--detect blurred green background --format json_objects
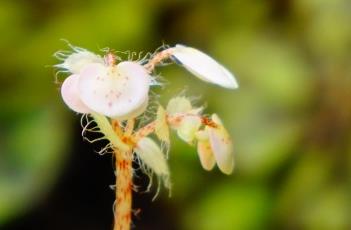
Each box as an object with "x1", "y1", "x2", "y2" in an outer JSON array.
[{"x1": 1, "y1": 0, "x2": 350, "y2": 229}]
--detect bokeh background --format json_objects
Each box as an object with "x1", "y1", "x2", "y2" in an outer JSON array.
[{"x1": 1, "y1": 0, "x2": 350, "y2": 229}]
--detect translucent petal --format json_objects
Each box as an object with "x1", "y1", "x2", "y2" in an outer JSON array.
[
  {"x1": 177, "y1": 116, "x2": 202, "y2": 144},
  {"x1": 166, "y1": 96, "x2": 192, "y2": 115},
  {"x1": 155, "y1": 105, "x2": 170, "y2": 144},
  {"x1": 207, "y1": 114, "x2": 234, "y2": 174},
  {"x1": 57, "y1": 50, "x2": 104, "y2": 74},
  {"x1": 134, "y1": 137, "x2": 170, "y2": 188},
  {"x1": 171, "y1": 44, "x2": 239, "y2": 89},
  {"x1": 78, "y1": 62, "x2": 151, "y2": 118},
  {"x1": 60, "y1": 74, "x2": 92, "y2": 113},
  {"x1": 197, "y1": 140, "x2": 216, "y2": 171}
]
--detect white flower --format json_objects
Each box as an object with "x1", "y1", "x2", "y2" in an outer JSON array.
[
  {"x1": 58, "y1": 48, "x2": 151, "y2": 119},
  {"x1": 196, "y1": 114, "x2": 234, "y2": 174},
  {"x1": 77, "y1": 62, "x2": 150, "y2": 118},
  {"x1": 166, "y1": 96, "x2": 203, "y2": 144},
  {"x1": 170, "y1": 44, "x2": 239, "y2": 89}
]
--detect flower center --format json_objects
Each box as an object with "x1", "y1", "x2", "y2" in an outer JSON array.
[{"x1": 105, "y1": 52, "x2": 117, "y2": 66}]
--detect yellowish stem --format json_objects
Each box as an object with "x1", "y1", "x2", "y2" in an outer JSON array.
[
  {"x1": 112, "y1": 120, "x2": 123, "y2": 138},
  {"x1": 125, "y1": 119, "x2": 135, "y2": 137}
]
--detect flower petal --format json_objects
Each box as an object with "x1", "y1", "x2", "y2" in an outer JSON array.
[
  {"x1": 134, "y1": 137, "x2": 170, "y2": 189},
  {"x1": 197, "y1": 140, "x2": 216, "y2": 171},
  {"x1": 78, "y1": 61, "x2": 151, "y2": 118},
  {"x1": 56, "y1": 50, "x2": 104, "y2": 74},
  {"x1": 207, "y1": 114, "x2": 234, "y2": 174},
  {"x1": 171, "y1": 44, "x2": 238, "y2": 89},
  {"x1": 60, "y1": 74, "x2": 92, "y2": 113}
]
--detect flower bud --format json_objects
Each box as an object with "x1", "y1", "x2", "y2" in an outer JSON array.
[
  {"x1": 194, "y1": 114, "x2": 234, "y2": 174},
  {"x1": 171, "y1": 44, "x2": 239, "y2": 89},
  {"x1": 166, "y1": 96, "x2": 193, "y2": 115}
]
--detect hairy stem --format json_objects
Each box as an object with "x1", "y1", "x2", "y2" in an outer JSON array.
[
  {"x1": 133, "y1": 113, "x2": 214, "y2": 142},
  {"x1": 114, "y1": 149, "x2": 133, "y2": 230},
  {"x1": 143, "y1": 48, "x2": 174, "y2": 73},
  {"x1": 113, "y1": 119, "x2": 135, "y2": 230}
]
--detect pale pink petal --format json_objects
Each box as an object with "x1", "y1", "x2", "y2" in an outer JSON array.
[
  {"x1": 60, "y1": 74, "x2": 92, "y2": 113},
  {"x1": 78, "y1": 62, "x2": 151, "y2": 118},
  {"x1": 197, "y1": 141, "x2": 216, "y2": 171}
]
